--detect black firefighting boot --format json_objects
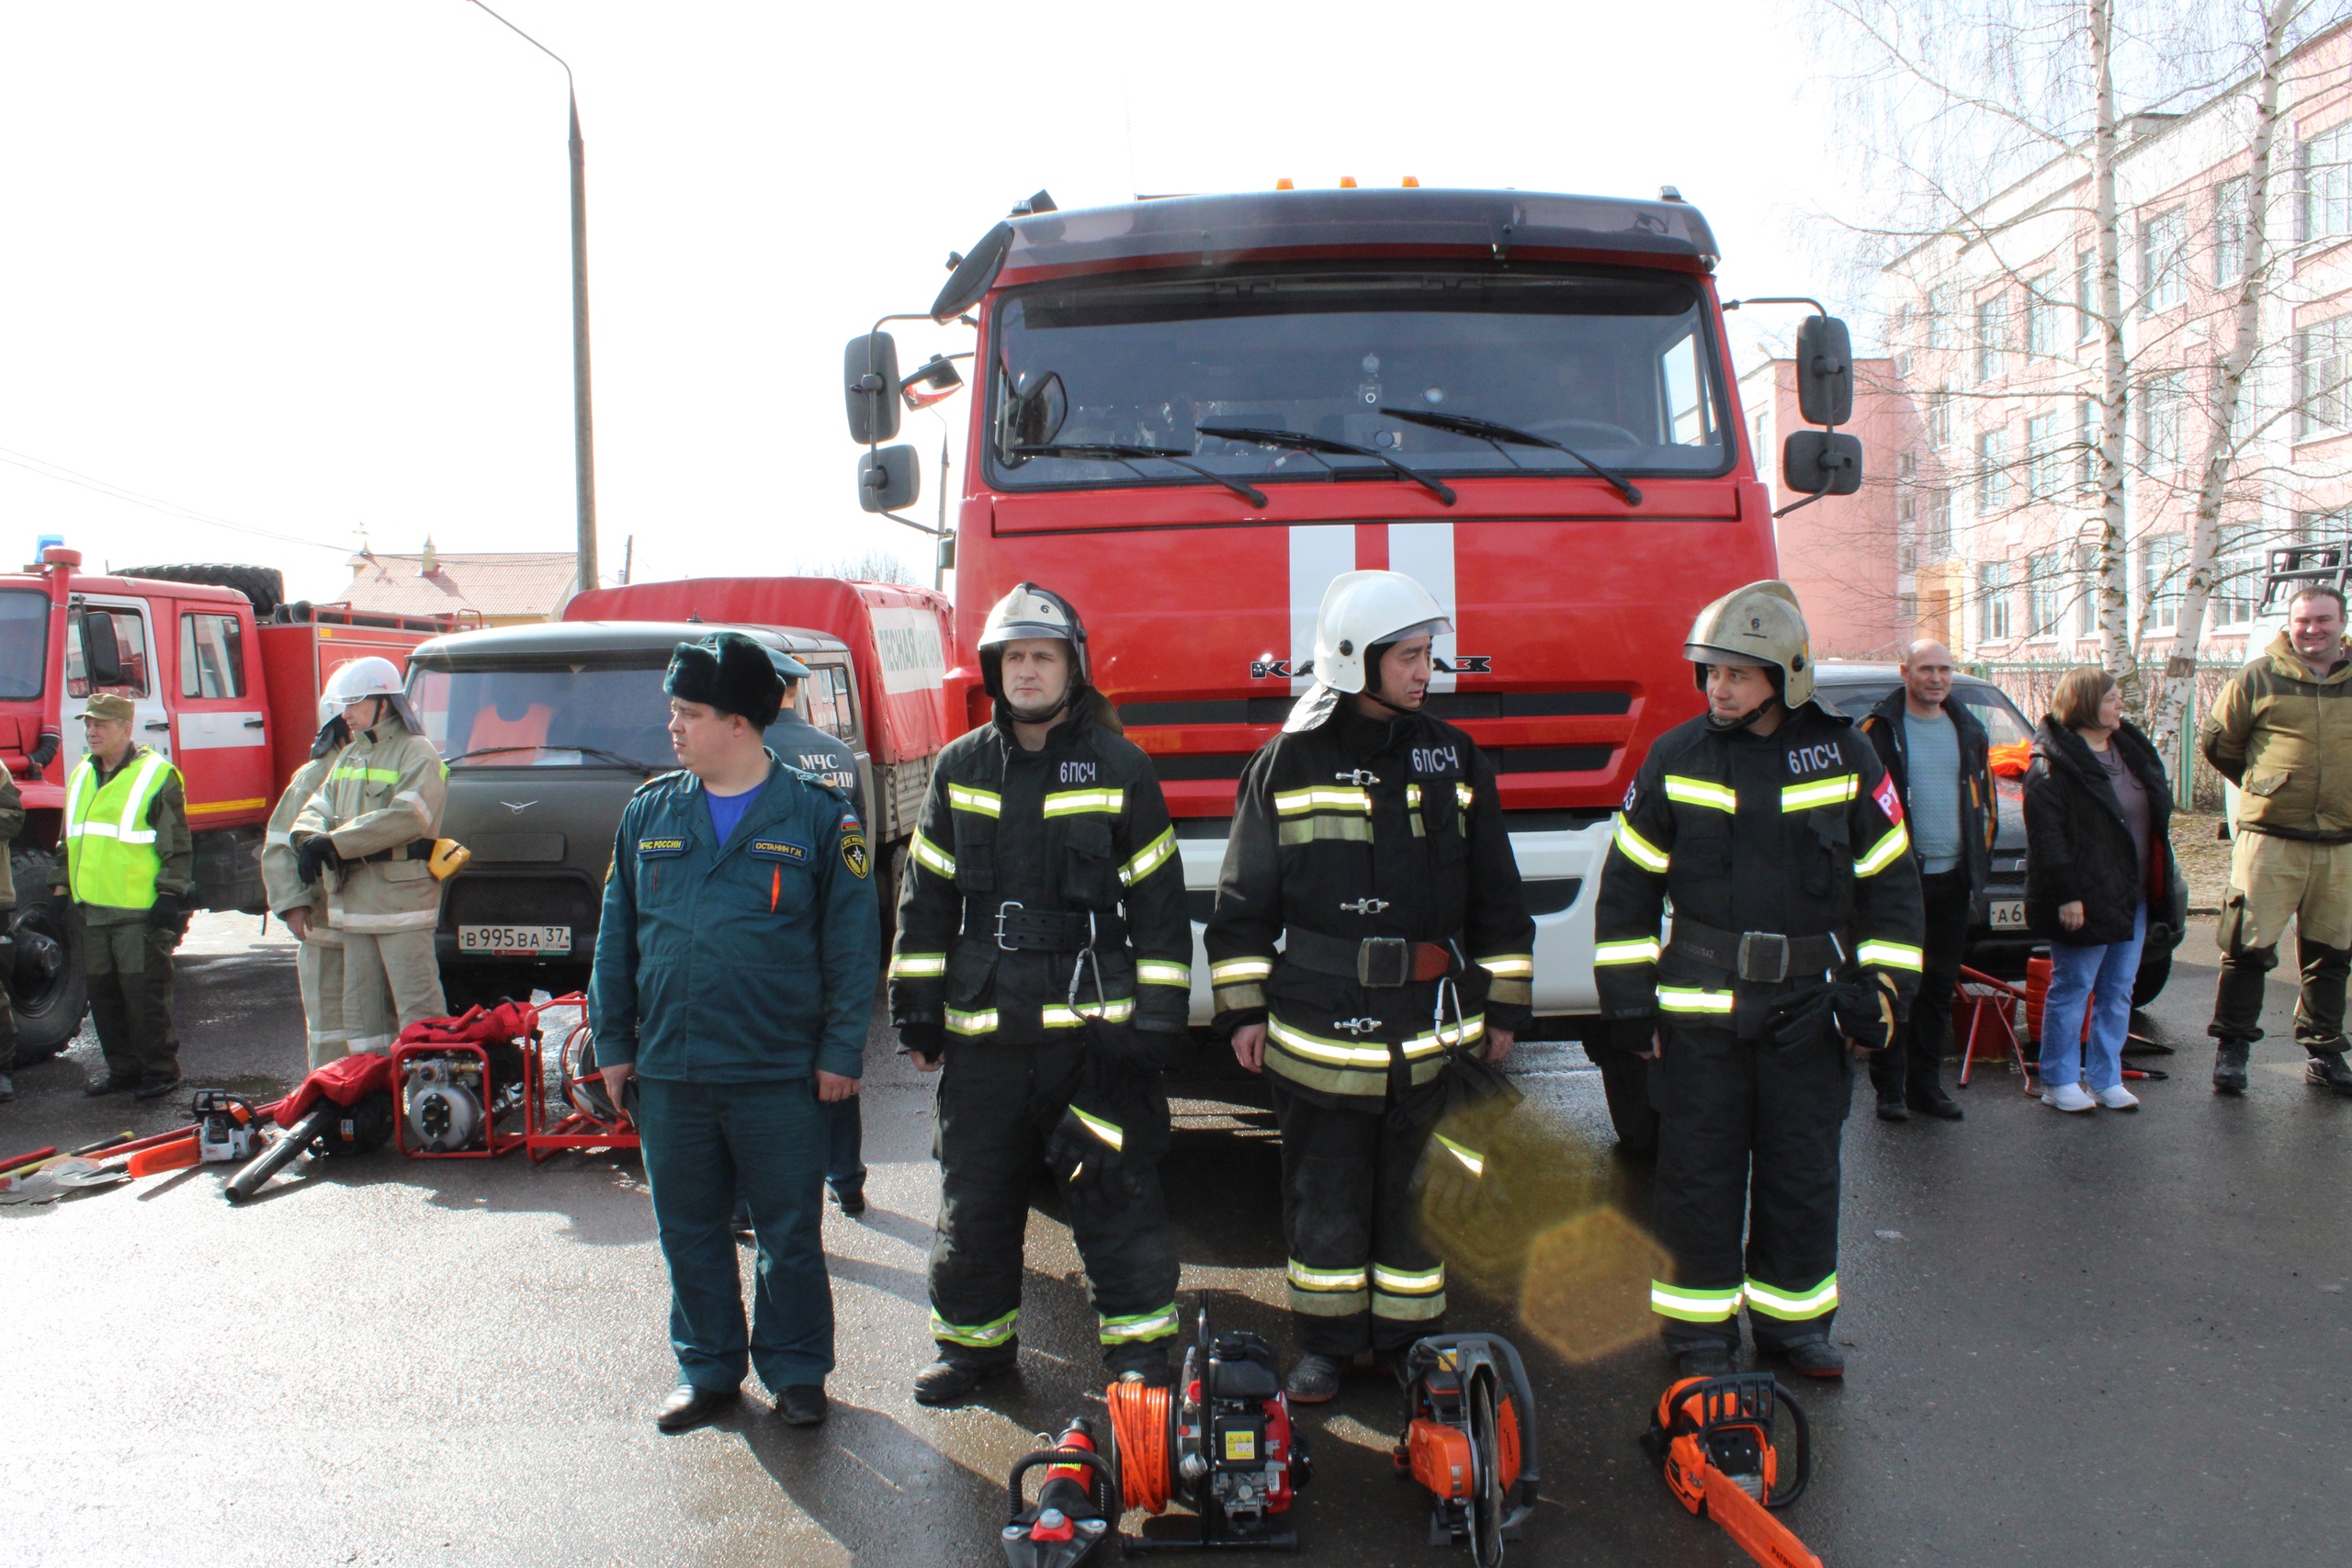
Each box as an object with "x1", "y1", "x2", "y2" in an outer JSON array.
[
  {"x1": 914, "y1": 1356, "x2": 1012, "y2": 1407},
  {"x1": 1106, "y1": 1342, "x2": 1172, "y2": 1386},
  {"x1": 1283, "y1": 1353, "x2": 1344, "y2": 1404},
  {"x1": 2212, "y1": 1041, "x2": 2252, "y2": 1095}
]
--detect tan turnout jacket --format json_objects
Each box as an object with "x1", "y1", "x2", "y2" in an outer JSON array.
[
  {"x1": 263, "y1": 750, "x2": 342, "y2": 945},
  {"x1": 291, "y1": 723, "x2": 447, "y2": 934}
]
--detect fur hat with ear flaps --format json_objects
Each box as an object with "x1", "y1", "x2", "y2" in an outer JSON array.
[{"x1": 665, "y1": 631, "x2": 786, "y2": 728}]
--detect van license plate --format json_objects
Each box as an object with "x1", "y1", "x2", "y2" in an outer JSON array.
[
  {"x1": 1987, "y1": 900, "x2": 2027, "y2": 930},
  {"x1": 458, "y1": 924, "x2": 571, "y2": 955}
]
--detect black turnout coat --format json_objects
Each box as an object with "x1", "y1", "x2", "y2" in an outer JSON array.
[{"x1": 2022, "y1": 716, "x2": 2185, "y2": 948}]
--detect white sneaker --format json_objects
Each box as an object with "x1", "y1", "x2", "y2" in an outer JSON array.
[
  {"x1": 2094, "y1": 1084, "x2": 2141, "y2": 1111},
  {"x1": 2041, "y1": 1082, "x2": 2096, "y2": 1112}
]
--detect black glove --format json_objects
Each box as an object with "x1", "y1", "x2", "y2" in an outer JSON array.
[
  {"x1": 296, "y1": 836, "x2": 342, "y2": 886},
  {"x1": 897, "y1": 1021, "x2": 946, "y2": 1065},
  {"x1": 148, "y1": 891, "x2": 189, "y2": 932}
]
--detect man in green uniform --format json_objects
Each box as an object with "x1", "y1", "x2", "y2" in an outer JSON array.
[{"x1": 62, "y1": 694, "x2": 194, "y2": 1100}]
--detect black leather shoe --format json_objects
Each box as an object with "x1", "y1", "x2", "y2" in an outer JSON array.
[
  {"x1": 1770, "y1": 1339, "x2": 1846, "y2": 1379},
  {"x1": 913, "y1": 1358, "x2": 1007, "y2": 1407},
  {"x1": 654, "y1": 1382, "x2": 740, "y2": 1434},
  {"x1": 2306, "y1": 1051, "x2": 2352, "y2": 1095},
  {"x1": 1874, "y1": 1093, "x2": 1910, "y2": 1122},
  {"x1": 1908, "y1": 1088, "x2": 1965, "y2": 1121},
  {"x1": 2213, "y1": 1042, "x2": 2251, "y2": 1094},
  {"x1": 85, "y1": 1072, "x2": 140, "y2": 1098},
  {"x1": 1675, "y1": 1343, "x2": 1733, "y2": 1379},
  {"x1": 831, "y1": 1183, "x2": 866, "y2": 1215},
  {"x1": 774, "y1": 1384, "x2": 828, "y2": 1426},
  {"x1": 132, "y1": 1073, "x2": 183, "y2": 1100},
  {"x1": 1283, "y1": 1352, "x2": 1344, "y2": 1404}
]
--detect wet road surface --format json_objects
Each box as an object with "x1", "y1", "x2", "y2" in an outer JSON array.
[{"x1": 6, "y1": 912, "x2": 2350, "y2": 1567}]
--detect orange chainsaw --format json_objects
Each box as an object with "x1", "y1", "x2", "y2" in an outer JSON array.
[{"x1": 1642, "y1": 1372, "x2": 1822, "y2": 1568}]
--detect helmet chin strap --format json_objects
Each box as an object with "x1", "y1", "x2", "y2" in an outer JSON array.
[
  {"x1": 1003, "y1": 679, "x2": 1080, "y2": 727},
  {"x1": 1706, "y1": 694, "x2": 1782, "y2": 733}
]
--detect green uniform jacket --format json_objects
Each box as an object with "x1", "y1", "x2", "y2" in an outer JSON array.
[
  {"x1": 590, "y1": 757, "x2": 878, "y2": 1082},
  {"x1": 2200, "y1": 631, "x2": 2352, "y2": 841}
]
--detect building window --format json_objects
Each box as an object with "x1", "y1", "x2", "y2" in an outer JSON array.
[
  {"x1": 2141, "y1": 206, "x2": 2188, "y2": 312},
  {"x1": 1927, "y1": 489, "x2": 1953, "y2": 558},
  {"x1": 2027, "y1": 409, "x2": 2062, "y2": 499},
  {"x1": 1896, "y1": 449, "x2": 1918, "y2": 528},
  {"x1": 2211, "y1": 523, "x2": 2257, "y2": 627},
  {"x1": 2142, "y1": 532, "x2": 2188, "y2": 632},
  {"x1": 2296, "y1": 313, "x2": 2352, "y2": 437},
  {"x1": 1975, "y1": 293, "x2": 2009, "y2": 383},
  {"x1": 2214, "y1": 174, "x2": 2251, "y2": 285},
  {"x1": 2302, "y1": 121, "x2": 2352, "y2": 243},
  {"x1": 1927, "y1": 389, "x2": 1952, "y2": 450},
  {"x1": 1900, "y1": 541, "x2": 1919, "y2": 571},
  {"x1": 179, "y1": 613, "x2": 246, "y2": 699},
  {"x1": 2075, "y1": 543, "x2": 2100, "y2": 637},
  {"x1": 2140, "y1": 372, "x2": 2185, "y2": 470},
  {"x1": 1976, "y1": 427, "x2": 2010, "y2": 513},
  {"x1": 2077, "y1": 398, "x2": 2101, "y2": 490},
  {"x1": 2075, "y1": 249, "x2": 2098, "y2": 342},
  {"x1": 1978, "y1": 560, "x2": 2013, "y2": 642},
  {"x1": 1899, "y1": 592, "x2": 1918, "y2": 626},
  {"x1": 2026, "y1": 275, "x2": 2058, "y2": 358},
  {"x1": 1926, "y1": 287, "x2": 1952, "y2": 350},
  {"x1": 2027, "y1": 548, "x2": 2064, "y2": 637}
]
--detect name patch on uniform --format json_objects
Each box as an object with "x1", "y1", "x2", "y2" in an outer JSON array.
[
  {"x1": 1786, "y1": 741, "x2": 1846, "y2": 775},
  {"x1": 750, "y1": 839, "x2": 810, "y2": 863},
  {"x1": 1412, "y1": 745, "x2": 1462, "y2": 774},
  {"x1": 841, "y1": 826, "x2": 870, "y2": 879},
  {"x1": 1058, "y1": 761, "x2": 1098, "y2": 784},
  {"x1": 637, "y1": 837, "x2": 687, "y2": 857}
]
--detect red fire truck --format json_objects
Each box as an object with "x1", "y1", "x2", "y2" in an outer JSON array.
[
  {"x1": 840, "y1": 185, "x2": 1859, "y2": 1056},
  {"x1": 0, "y1": 548, "x2": 456, "y2": 1062}
]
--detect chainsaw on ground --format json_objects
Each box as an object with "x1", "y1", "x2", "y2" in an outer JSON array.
[
  {"x1": 1392, "y1": 1333, "x2": 1542, "y2": 1566},
  {"x1": 1640, "y1": 1372, "x2": 1822, "y2": 1568}
]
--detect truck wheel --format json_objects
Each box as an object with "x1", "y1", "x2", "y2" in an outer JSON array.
[
  {"x1": 112, "y1": 562, "x2": 287, "y2": 618},
  {"x1": 2131, "y1": 947, "x2": 2172, "y2": 1010},
  {"x1": 1587, "y1": 1043, "x2": 1659, "y2": 1156},
  {"x1": 6, "y1": 849, "x2": 87, "y2": 1064}
]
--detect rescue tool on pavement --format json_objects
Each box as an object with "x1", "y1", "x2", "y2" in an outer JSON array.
[
  {"x1": 1642, "y1": 1371, "x2": 1821, "y2": 1568},
  {"x1": 1392, "y1": 1334, "x2": 1541, "y2": 1565}
]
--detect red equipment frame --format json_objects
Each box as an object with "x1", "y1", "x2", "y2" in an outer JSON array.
[
  {"x1": 1952, "y1": 965, "x2": 2035, "y2": 1094},
  {"x1": 390, "y1": 1038, "x2": 528, "y2": 1158},
  {"x1": 523, "y1": 993, "x2": 640, "y2": 1162}
]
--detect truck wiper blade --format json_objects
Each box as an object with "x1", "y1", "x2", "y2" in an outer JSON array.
[
  {"x1": 1377, "y1": 407, "x2": 1642, "y2": 505},
  {"x1": 443, "y1": 743, "x2": 662, "y2": 774},
  {"x1": 1012, "y1": 443, "x2": 1268, "y2": 507},
  {"x1": 1193, "y1": 425, "x2": 1456, "y2": 506}
]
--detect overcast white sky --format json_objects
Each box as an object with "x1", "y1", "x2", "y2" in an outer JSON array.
[{"x1": 0, "y1": 1, "x2": 1834, "y2": 604}]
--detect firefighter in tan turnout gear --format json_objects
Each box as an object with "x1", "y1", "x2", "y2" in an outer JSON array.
[
  {"x1": 262, "y1": 699, "x2": 382, "y2": 1068},
  {"x1": 292, "y1": 658, "x2": 449, "y2": 1050},
  {"x1": 1594, "y1": 581, "x2": 1924, "y2": 1382}
]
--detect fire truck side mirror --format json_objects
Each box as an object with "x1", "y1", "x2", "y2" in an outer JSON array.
[
  {"x1": 76, "y1": 610, "x2": 124, "y2": 688},
  {"x1": 857, "y1": 444, "x2": 922, "y2": 513},
  {"x1": 845, "y1": 332, "x2": 903, "y2": 445},
  {"x1": 1781, "y1": 431, "x2": 1863, "y2": 497},
  {"x1": 1003, "y1": 370, "x2": 1068, "y2": 456},
  {"x1": 1794, "y1": 315, "x2": 1854, "y2": 427}
]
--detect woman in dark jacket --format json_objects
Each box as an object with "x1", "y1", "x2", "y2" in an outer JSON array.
[{"x1": 2023, "y1": 667, "x2": 2180, "y2": 1112}]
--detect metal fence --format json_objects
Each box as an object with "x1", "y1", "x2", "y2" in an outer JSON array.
[{"x1": 1962, "y1": 659, "x2": 2245, "y2": 810}]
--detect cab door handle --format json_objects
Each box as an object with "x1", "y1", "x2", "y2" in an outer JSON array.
[
  {"x1": 144, "y1": 722, "x2": 170, "y2": 731},
  {"x1": 244, "y1": 718, "x2": 266, "y2": 728}
]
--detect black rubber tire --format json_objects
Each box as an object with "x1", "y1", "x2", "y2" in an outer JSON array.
[
  {"x1": 112, "y1": 562, "x2": 286, "y2": 619},
  {"x1": 7, "y1": 848, "x2": 87, "y2": 1064},
  {"x1": 2132, "y1": 946, "x2": 2172, "y2": 1010},
  {"x1": 1591, "y1": 1045, "x2": 1660, "y2": 1156}
]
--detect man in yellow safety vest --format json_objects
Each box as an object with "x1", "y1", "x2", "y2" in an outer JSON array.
[{"x1": 62, "y1": 693, "x2": 194, "y2": 1100}]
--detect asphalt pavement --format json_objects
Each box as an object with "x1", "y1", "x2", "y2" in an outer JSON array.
[{"x1": 6, "y1": 913, "x2": 2350, "y2": 1568}]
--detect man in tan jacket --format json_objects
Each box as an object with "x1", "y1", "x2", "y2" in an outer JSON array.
[
  {"x1": 262, "y1": 701, "x2": 388, "y2": 1068},
  {"x1": 2201, "y1": 583, "x2": 2352, "y2": 1097},
  {"x1": 292, "y1": 658, "x2": 448, "y2": 1052}
]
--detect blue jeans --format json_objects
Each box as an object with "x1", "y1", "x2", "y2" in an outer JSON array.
[
  {"x1": 637, "y1": 1075, "x2": 834, "y2": 1393},
  {"x1": 2041, "y1": 903, "x2": 2147, "y2": 1094}
]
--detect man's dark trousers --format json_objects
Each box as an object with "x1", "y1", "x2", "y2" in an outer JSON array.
[
  {"x1": 828, "y1": 1095, "x2": 865, "y2": 1192},
  {"x1": 79, "y1": 913, "x2": 178, "y2": 1081},
  {"x1": 638, "y1": 1074, "x2": 834, "y2": 1393},
  {"x1": 1871, "y1": 867, "x2": 1971, "y2": 1103}
]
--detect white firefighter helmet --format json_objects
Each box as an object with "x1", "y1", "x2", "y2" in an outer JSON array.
[
  {"x1": 322, "y1": 655, "x2": 424, "y2": 732},
  {"x1": 1311, "y1": 570, "x2": 1452, "y2": 696},
  {"x1": 978, "y1": 582, "x2": 1091, "y2": 701},
  {"x1": 1683, "y1": 580, "x2": 1815, "y2": 709}
]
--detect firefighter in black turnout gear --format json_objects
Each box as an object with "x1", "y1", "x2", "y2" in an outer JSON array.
[
  {"x1": 1207, "y1": 570, "x2": 1535, "y2": 1404},
  {"x1": 891, "y1": 584, "x2": 1193, "y2": 1407},
  {"x1": 1595, "y1": 581, "x2": 1924, "y2": 1381}
]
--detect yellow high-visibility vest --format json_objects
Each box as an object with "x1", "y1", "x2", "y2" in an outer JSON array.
[{"x1": 64, "y1": 750, "x2": 178, "y2": 908}]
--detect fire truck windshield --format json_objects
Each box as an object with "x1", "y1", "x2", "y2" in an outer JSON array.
[
  {"x1": 989, "y1": 268, "x2": 1730, "y2": 491},
  {"x1": 0, "y1": 591, "x2": 45, "y2": 701},
  {"x1": 410, "y1": 660, "x2": 819, "y2": 772}
]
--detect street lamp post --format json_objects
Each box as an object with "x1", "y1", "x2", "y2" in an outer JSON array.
[{"x1": 469, "y1": 1, "x2": 597, "y2": 594}]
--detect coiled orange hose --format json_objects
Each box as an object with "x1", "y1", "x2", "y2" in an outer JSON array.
[{"x1": 1106, "y1": 1380, "x2": 1174, "y2": 1515}]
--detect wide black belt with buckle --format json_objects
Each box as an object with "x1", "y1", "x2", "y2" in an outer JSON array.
[
  {"x1": 1283, "y1": 927, "x2": 1456, "y2": 987},
  {"x1": 1668, "y1": 918, "x2": 1843, "y2": 984},
  {"x1": 966, "y1": 900, "x2": 1124, "y2": 953},
  {"x1": 353, "y1": 840, "x2": 433, "y2": 866}
]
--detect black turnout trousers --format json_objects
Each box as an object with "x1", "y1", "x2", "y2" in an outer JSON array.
[
  {"x1": 1651, "y1": 1022, "x2": 1849, "y2": 1350},
  {"x1": 1270, "y1": 1076, "x2": 1449, "y2": 1358},
  {"x1": 927, "y1": 1037, "x2": 1179, "y2": 1368}
]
